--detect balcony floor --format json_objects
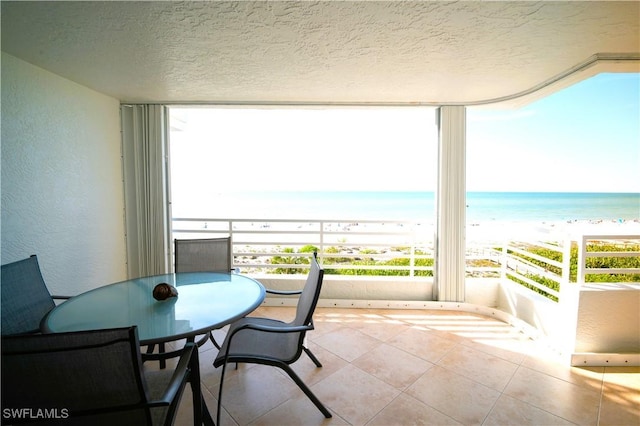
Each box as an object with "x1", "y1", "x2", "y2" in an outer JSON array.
[{"x1": 154, "y1": 307, "x2": 639, "y2": 425}]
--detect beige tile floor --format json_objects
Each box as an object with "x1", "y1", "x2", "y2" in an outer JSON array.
[{"x1": 156, "y1": 307, "x2": 639, "y2": 426}]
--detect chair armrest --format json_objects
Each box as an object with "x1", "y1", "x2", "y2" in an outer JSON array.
[
  {"x1": 231, "y1": 322, "x2": 313, "y2": 337},
  {"x1": 148, "y1": 342, "x2": 195, "y2": 407},
  {"x1": 265, "y1": 288, "x2": 303, "y2": 296},
  {"x1": 219, "y1": 323, "x2": 314, "y2": 365}
]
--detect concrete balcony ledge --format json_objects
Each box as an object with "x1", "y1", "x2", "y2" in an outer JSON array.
[
  {"x1": 256, "y1": 274, "x2": 501, "y2": 304},
  {"x1": 256, "y1": 274, "x2": 435, "y2": 302},
  {"x1": 573, "y1": 283, "x2": 640, "y2": 366}
]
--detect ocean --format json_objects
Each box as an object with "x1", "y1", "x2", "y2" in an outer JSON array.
[{"x1": 172, "y1": 191, "x2": 640, "y2": 223}]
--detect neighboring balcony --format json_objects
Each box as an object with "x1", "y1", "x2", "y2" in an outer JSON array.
[{"x1": 173, "y1": 217, "x2": 640, "y2": 366}]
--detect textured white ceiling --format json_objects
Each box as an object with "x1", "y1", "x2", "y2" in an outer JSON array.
[{"x1": 1, "y1": 1, "x2": 638, "y2": 106}]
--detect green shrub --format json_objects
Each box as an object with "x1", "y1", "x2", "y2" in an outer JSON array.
[
  {"x1": 511, "y1": 242, "x2": 640, "y2": 300},
  {"x1": 270, "y1": 245, "x2": 319, "y2": 274},
  {"x1": 269, "y1": 242, "x2": 638, "y2": 287},
  {"x1": 273, "y1": 248, "x2": 433, "y2": 276},
  {"x1": 507, "y1": 273, "x2": 559, "y2": 302}
]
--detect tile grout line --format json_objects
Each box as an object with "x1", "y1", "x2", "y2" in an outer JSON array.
[{"x1": 595, "y1": 366, "x2": 606, "y2": 426}]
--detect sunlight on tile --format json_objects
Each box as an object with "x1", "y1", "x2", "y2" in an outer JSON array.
[
  {"x1": 504, "y1": 366, "x2": 601, "y2": 425},
  {"x1": 172, "y1": 307, "x2": 640, "y2": 426}
]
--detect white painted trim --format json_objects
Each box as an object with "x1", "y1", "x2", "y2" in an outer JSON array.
[{"x1": 124, "y1": 54, "x2": 640, "y2": 108}]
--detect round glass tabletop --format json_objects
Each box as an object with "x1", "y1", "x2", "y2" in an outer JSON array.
[{"x1": 42, "y1": 272, "x2": 266, "y2": 344}]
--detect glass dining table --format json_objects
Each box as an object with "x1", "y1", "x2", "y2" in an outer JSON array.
[{"x1": 41, "y1": 271, "x2": 266, "y2": 426}]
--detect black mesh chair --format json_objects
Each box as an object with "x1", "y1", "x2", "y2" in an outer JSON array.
[
  {"x1": 174, "y1": 237, "x2": 233, "y2": 273},
  {"x1": 1, "y1": 326, "x2": 196, "y2": 426},
  {"x1": 1, "y1": 255, "x2": 70, "y2": 336},
  {"x1": 176, "y1": 237, "x2": 234, "y2": 346},
  {"x1": 148, "y1": 237, "x2": 235, "y2": 366},
  {"x1": 213, "y1": 252, "x2": 331, "y2": 425}
]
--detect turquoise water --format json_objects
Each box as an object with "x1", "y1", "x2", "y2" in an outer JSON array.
[
  {"x1": 464, "y1": 192, "x2": 640, "y2": 223},
  {"x1": 175, "y1": 191, "x2": 640, "y2": 222}
]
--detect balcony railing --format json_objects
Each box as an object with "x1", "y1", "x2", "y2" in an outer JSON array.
[
  {"x1": 172, "y1": 217, "x2": 639, "y2": 299},
  {"x1": 500, "y1": 231, "x2": 640, "y2": 302},
  {"x1": 172, "y1": 217, "x2": 436, "y2": 276},
  {"x1": 576, "y1": 233, "x2": 640, "y2": 282}
]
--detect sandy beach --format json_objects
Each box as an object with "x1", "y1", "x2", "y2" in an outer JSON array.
[{"x1": 466, "y1": 218, "x2": 640, "y2": 245}]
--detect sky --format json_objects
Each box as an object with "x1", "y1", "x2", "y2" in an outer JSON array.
[
  {"x1": 467, "y1": 73, "x2": 640, "y2": 192},
  {"x1": 170, "y1": 72, "x2": 639, "y2": 194}
]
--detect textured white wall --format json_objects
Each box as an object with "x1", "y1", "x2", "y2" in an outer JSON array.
[
  {"x1": 498, "y1": 279, "x2": 640, "y2": 360},
  {"x1": 497, "y1": 280, "x2": 563, "y2": 344},
  {"x1": 575, "y1": 285, "x2": 640, "y2": 354},
  {"x1": 1, "y1": 53, "x2": 127, "y2": 296}
]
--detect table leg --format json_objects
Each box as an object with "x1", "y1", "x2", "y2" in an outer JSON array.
[
  {"x1": 144, "y1": 342, "x2": 167, "y2": 369},
  {"x1": 188, "y1": 340, "x2": 215, "y2": 426}
]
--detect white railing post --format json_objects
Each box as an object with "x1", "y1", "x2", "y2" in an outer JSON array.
[
  {"x1": 500, "y1": 238, "x2": 509, "y2": 281},
  {"x1": 410, "y1": 226, "x2": 416, "y2": 277},
  {"x1": 557, "y1": 233, "x2": 579, "y2": 359},
  {"x1": 561, "y1": 235, "x2": 573, "y2": 286},
  {"x1": 577, "y1": 234, "x2": 587, "y2": 284},
  {"x1": 319, "y1": 220, "x2": 325, "y2": 261},
  {"x1": 228, "y1": 219, "x2": 234, "y2": 269}
]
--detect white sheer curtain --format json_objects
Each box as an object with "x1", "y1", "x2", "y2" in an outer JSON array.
[
  {"x1": 120, "y1": 104, "x2": 170, "y2": 278},
  {"x1": 435, "y1": 106, "x2": 467, "y2": 302}
]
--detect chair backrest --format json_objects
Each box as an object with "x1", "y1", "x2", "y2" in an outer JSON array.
[
  {"x1": 1, "y1": 255, "x2": 56, "y2": 335},
  {"x1": 293, "y1": 252, "x2": 324, "y2": 327},
  {"x1": 174, "y1": 237, "x2": 232, "y2": 273},
  {"x1": 1, "y1": 327, "x2": 154, "y2": 425}
]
